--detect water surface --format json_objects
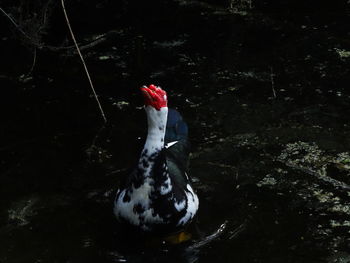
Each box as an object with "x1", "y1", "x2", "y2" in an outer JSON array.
[{"x1": 1, "y1": 1, "x2": 350, "y2": 262}]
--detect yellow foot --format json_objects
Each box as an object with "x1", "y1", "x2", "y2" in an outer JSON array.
[{"x1": 164, "y1": 231, "x2": 192, "y2": 244}]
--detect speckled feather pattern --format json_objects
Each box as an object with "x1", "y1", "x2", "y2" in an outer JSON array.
[{"x1": 114, "y1": 106, "x2": 199, "y2": 233}]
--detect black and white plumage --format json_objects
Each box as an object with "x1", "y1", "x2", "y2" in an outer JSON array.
[{"x1": 114, "y1": 85, "x2": 199, "y2": 233}]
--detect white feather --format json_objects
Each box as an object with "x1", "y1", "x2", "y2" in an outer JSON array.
[{"x1": 177, "y1": 184, "x2": 199, "y2": 226}]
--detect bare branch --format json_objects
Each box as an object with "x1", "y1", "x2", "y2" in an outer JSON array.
[
  {"x1": 26, "y1": 47, "x2": 37, "y2": 76},
  {"x1": 0, "y1": 6, "x2": 111, "y2": 53},
  {"x1": 61, "y1": 0, "x2": 107, "y2": 124},
  {"x1": 0, "y1": 6, "x2": 34, "y2": 42},
  {"x1": 270, "y1": 66, "x2": 277, "y2": 99}
]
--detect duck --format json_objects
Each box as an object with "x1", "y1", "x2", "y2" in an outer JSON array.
[{"x1": 114, "y1": 84, "x2": 199, "y2": 234}]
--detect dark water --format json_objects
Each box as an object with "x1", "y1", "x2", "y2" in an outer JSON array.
[{"x1": 1, "y1": 1, "x2": 350, "y2": 262}]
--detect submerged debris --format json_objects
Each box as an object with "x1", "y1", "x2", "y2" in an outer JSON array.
[
  {"x1": 8, "y1": 197, "x2": 39, "y2": 226},
  {"x1": 278, "y1": 141, "x2": 328, "y2": 176}
]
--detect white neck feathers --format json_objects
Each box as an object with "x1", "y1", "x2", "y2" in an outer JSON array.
[{"x1": 143, "y1": 106, "x2": 168, "y2": 155}]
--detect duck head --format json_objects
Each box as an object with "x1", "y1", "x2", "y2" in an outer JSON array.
[{"x1": 140, "y1": 84, "x2": 167, "y2": 110}]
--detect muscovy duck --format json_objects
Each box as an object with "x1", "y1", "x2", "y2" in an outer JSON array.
[{"x1": 114, "y1": 85, "x2": 199, "y2": 234}]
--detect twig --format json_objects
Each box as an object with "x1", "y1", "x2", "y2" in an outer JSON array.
[
  {"x1": 270, "y1": 66, "x2": 277, "y2": 99},
  {"x1": 26, "y1": 47, "x2": 37, "y2": 76},
  {"x1": 187, "y1": 220, "x2": 228, "y2": 250},
  {"x1": 61, "y1": 0, "x2": 107, "y2": 124},
  {"x1": 0, "y1": 5, "x2": 111, "y2": 53},
  {"x1": 39, "y1": 0, "x2": 51, "y2": 33},
  {"x1": 228, "y1": 221, "x2": 246, "y2": 239},
  {"x1": 43, "y1": 34, "x2": 107, "y2": 53},
  {"x1": 78, "y1": 36, "x2": 107, "y2": 51},
  {"x1": 0, "y1": 6, "x2": 34, "y2": 42}
]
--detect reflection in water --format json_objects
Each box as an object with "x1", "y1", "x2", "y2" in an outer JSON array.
[{"x1": 104, "y1": 214, "x2": 246, "y2": 263}]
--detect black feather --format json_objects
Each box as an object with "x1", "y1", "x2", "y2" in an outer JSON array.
[{"x1": 114, "y1": 107, "x2": 197, "y2": 234}]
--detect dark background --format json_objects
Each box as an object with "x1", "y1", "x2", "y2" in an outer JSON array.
[{"x1": 1, "y1": 1, "x2": 350, "y2": 262}]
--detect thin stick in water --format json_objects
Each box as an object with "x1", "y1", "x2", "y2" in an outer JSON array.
[
  {"x1": 270, "y1": 66, "x2": 277, "y2": 99},
  {"x1": 27, "y1": 47, "x2": 37, "y2": 76},
  {"x1": 61, "y1": 0, "x2": 107, "y2": 123},
  {"x1": 0, "y1": 6, "x2": 33, "y2": 41}
]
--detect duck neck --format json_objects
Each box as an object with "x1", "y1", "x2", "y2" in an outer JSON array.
[{"x1": 142, "y1": 106, "x2": 168, "y2": 157}]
